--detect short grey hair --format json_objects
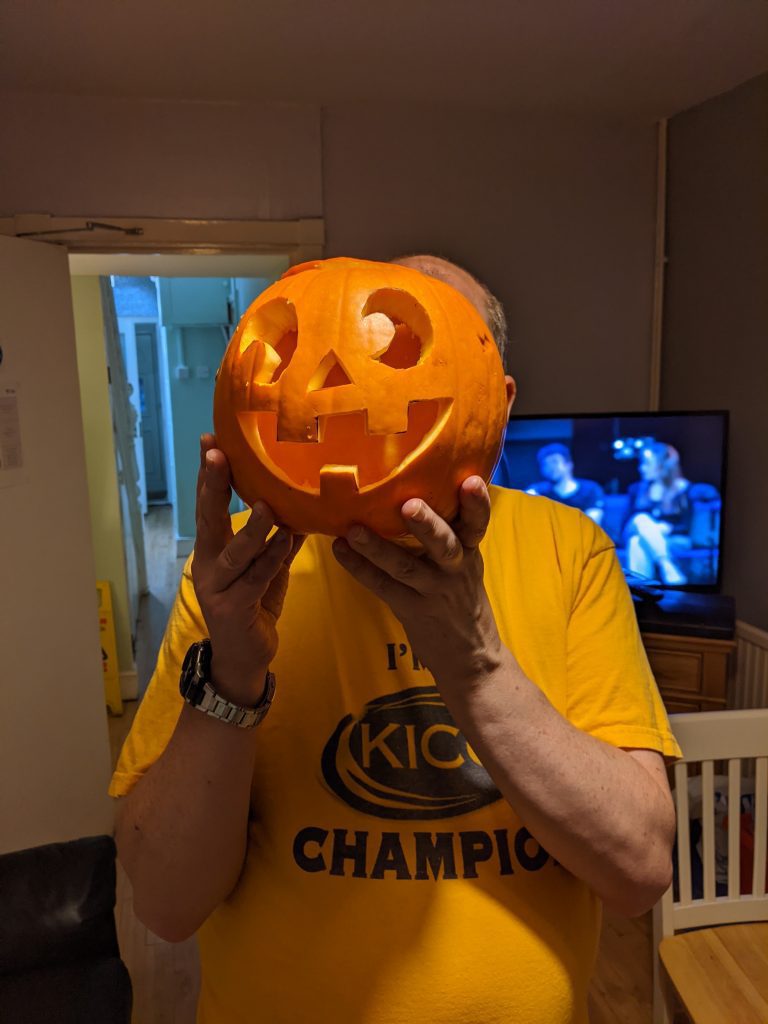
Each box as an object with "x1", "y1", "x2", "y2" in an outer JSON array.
[
  {"x1": 480, "y1": 287, "x2": 508, "y2": 370},
  {"x1": 389, "y1": 253, "x2": 509, "y2": 370}
]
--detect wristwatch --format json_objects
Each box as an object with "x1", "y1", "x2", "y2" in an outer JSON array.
[{"x1": 179, "y1": 639, "x2": 276, "y2": 728}]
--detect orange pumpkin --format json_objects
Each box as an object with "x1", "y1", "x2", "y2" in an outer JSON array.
[{"x1": 213, "y1": 257, "x2": 507, "y2": 537}]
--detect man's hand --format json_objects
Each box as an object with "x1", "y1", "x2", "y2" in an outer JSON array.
[
  {"x1": 332, "y1": 475, "x2": 502, "y2": 689},
  {"x1": 333, "y1": 475, "x2": 676, "y2": 915},
  {"x1": 192, "y1": 434, "x2": 303, "y2": 705}
]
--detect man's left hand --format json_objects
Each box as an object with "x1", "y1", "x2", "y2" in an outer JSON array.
[{"x1": 332, "y1": 476, "x2": 505, "y2": 690}]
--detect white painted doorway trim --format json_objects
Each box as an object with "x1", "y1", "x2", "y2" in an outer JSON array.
[{"x1": 0, "y1": 213, "x2": 325, "y2": 261}]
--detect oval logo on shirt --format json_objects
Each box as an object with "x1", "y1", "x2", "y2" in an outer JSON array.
[{"x1": 320, "y1": 687, "x2": 501, "y2": 819}]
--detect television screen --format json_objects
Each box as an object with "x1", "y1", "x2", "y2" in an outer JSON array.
[{"x1": 491, "y1": 412, "x2": 728, "y2": 591}]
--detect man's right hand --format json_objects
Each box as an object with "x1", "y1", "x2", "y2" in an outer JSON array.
[{"x1": 191, "y1": 433, "x2": 303, "y2": 707}]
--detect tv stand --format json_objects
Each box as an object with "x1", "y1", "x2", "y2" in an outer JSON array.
[{"x1": 636, "y1": 593, "x2": 735, "y2": 713}]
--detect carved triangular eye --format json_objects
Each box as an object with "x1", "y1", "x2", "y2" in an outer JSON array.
[{"x1": 308, "y1": 349, "x2": 353, "y2": 391}]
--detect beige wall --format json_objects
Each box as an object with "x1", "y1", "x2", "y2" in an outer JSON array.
[
  {"x1": 71, "y1": 276, "x2": 135, "y2": 676},
  {"x1": 0, "y1": 92, "x2": 323, "y2": 220},
  {"x1": 0, "y1": 236, "x2": 113, "y2": 854},
  {"x1": 322, "y1": 105, "x2": 658, "y2": 413},
  {"x1": 663, "y1": 75, "x2": 768, "y2": 629},
  {"x1": 0, "y1": 93, "x2": 659, "y2": 415}
]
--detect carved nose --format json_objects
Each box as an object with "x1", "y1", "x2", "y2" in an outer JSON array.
[{"x1": 308, "y1": 349, "x2": 352, "y2": 391}]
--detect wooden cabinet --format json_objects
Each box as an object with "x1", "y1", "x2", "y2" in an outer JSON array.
[{"x1": 641, "y1": 632, "x2": 735, "y2": 713}]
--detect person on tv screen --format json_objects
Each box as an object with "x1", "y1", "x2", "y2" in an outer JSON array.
[
  {"x1": 623, "y1": 442, "x2": 693, "y2": 586},
  {"x1": 527, "y1": 443, "x2": 605, "y2": 525}
]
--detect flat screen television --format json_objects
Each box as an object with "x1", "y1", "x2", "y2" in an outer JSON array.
[{"x1": 491, "y1": 411, "x2": 728, "y2": 592}]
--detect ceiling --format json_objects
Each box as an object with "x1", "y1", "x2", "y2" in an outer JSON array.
[{"x1": 3, "y1": 0, "x2": 767, "y2": 119}]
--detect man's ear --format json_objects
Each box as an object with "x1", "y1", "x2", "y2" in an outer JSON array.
[{"x1": 504, "y1": 376, "x2": 517, "y2": 419}]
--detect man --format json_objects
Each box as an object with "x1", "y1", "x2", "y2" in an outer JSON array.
[
  {"x1": 526, "y1": 442, "x2": 606, "y2": 524},
  {"x1": 112, "y1": 255, "x2": 679, "y2": 1024}
]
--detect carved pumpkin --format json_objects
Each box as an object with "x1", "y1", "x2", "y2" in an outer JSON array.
[{"x1": 213, "y1": 257, "x2": 507, "y2": 537}]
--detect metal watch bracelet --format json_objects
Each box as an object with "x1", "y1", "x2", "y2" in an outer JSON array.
[
  {"x1": 193, "y1": 674, "x2": 276, "y2": 728},
  {"x1": 179, "y1": 639, "x2": 276, "y2": 728}
]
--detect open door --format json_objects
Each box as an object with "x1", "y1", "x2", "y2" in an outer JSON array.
[
  {"x1": 100, "y1": 278, "x2": 148, "y2": 606},
  {"x1": 0, "y1": 234, "x2": 113, "y2": 852}
]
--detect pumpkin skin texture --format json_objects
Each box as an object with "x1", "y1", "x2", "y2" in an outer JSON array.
[{"x1": 213, "y1": 257, "x2": 507, "y2": 538}]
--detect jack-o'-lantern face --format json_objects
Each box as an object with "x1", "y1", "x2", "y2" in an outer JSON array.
[{"x1": 214, "y1": 258, "x2": 507, "y2": 537}]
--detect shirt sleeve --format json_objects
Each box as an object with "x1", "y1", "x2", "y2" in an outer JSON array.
[
  {"x1": 108, "y1": 557, "x2": 207, "y2": 798},
  {"x1": 565, "y1": 518, "x2": 682, "y2": 759}
]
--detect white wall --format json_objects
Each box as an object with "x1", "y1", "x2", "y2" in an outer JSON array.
[
  {"x1": 323, "y1": 104, "x2": 659, "y2": 413},
  {"x1": 663, "y1": 75, "x2": 768, "y2": 629},
  {"x1": 0, "y1": 237, "x2": 114, "y2": 854},
  {"x1": 0, "y1": 92, "x2": 322, "y2": 220},
  {"x1": 0, "y1": 93, "x2": 659, "y2": 414}
]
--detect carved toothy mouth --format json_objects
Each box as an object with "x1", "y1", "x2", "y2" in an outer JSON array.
[{"x1": 238, "y1": 397, "x2": 454, "y2": 497}]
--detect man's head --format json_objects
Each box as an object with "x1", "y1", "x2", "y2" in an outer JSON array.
[
  {"x1": 390, "y1": 253, "x2": 515, "y2": 417},
  {"x1": 537, "y1": 443, "x2": 574, "y2": 484}
]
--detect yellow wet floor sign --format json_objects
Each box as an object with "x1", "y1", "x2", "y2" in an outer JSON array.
[{"x1": 97, "y1": 580, "x2": 124, "y2": 716}]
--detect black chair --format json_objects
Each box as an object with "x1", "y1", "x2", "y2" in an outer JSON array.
[{"x1": 0, "y1": 835, "x2": 132, "y2": 1023}]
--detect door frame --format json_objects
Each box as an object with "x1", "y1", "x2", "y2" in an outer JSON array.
[
  {"x1": 11, "y1": 214, "x2": 325, "y2": 700},
  {"x1": 0, "y1": 213, "x2": 324, "y2": 260}
]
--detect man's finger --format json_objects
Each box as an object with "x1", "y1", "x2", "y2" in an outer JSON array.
[
  {"x1": 401, "y1": 500, "x2": 463, "y2": 571},
  {"x1": 285, "y1": 534, "x2": 307, "y2": 569},
  {"x1": 195, "y1": 448, "x2": 234, "y2": 561},
  {"x1": 261, "y1": 534, "x2": 306, "y2": 619},
  {"x1": 332, "y1": 539, "x2": 413, "y2": 610},
  {"x1": 196, "y1": 433, "x2": 217, "y2": 507},
  {"x1": 454, "y1": 476, "x2": 491, "y2": 550},
  {"x1": 262, "y1": 534, "x2": 305, "y2": 618},
  {"x1": 345, "y1": 526, "x2": 437, "y2": 594},
  {"x1": 210, "y1": 502, "x2": 275, "y2": 592},
  {"x1": 239, "y1": 528, "x2": 294, "y2": 601}
]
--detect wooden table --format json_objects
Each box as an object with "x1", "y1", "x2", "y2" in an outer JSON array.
[{"x1": 659, "y1": 922, "x2": 768, "y2": 1023}]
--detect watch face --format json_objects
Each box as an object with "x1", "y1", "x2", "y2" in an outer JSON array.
[{"x1": 180, "y1": 641, "x2": 209, "y2": 705}]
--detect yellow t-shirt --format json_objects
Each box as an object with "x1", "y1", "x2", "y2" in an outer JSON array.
[{"x1": 111, "y1": 486, "x2": 680, "y2": 1024}]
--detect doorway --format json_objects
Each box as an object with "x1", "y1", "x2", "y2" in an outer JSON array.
[{"x1": 69, "y1": 253, "x2": 291, "y2": 702}]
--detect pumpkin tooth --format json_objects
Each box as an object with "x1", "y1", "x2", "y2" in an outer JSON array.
[
  {"x1": 319, "y1": 465, "x2": 360, "y2": 502},
  {"x1": 366, "y1": 402, "x2": 410, "y2": 435}
]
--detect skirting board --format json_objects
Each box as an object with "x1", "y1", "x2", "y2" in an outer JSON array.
[
  {"x1": 120, "y1": 669, "x2": 138, "y2": 701},
  {"x1": 176, "y1": 537, "x2": 194, "y2": 558}
]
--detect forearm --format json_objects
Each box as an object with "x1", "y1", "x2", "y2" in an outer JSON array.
[
  {"x1": 115, "y1": 703, "x2": 259, "y2": 942},
  {"x1": 440, "y1": 649, "x2": 675, "y2": 916}
]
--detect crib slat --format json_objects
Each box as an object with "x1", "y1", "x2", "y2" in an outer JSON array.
[
  {"x1": 753, "y1": 757, "x2": 768, "y2": 898},
  {"x1": 675, "y1": 761, "x2": 692, "y2": 905},
  {"x1": 727, "y1": 759, "x2": 741, "y2": 899},
  {"x1": 701, "y1": 761, "x2": 716, "y2": 902}
]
